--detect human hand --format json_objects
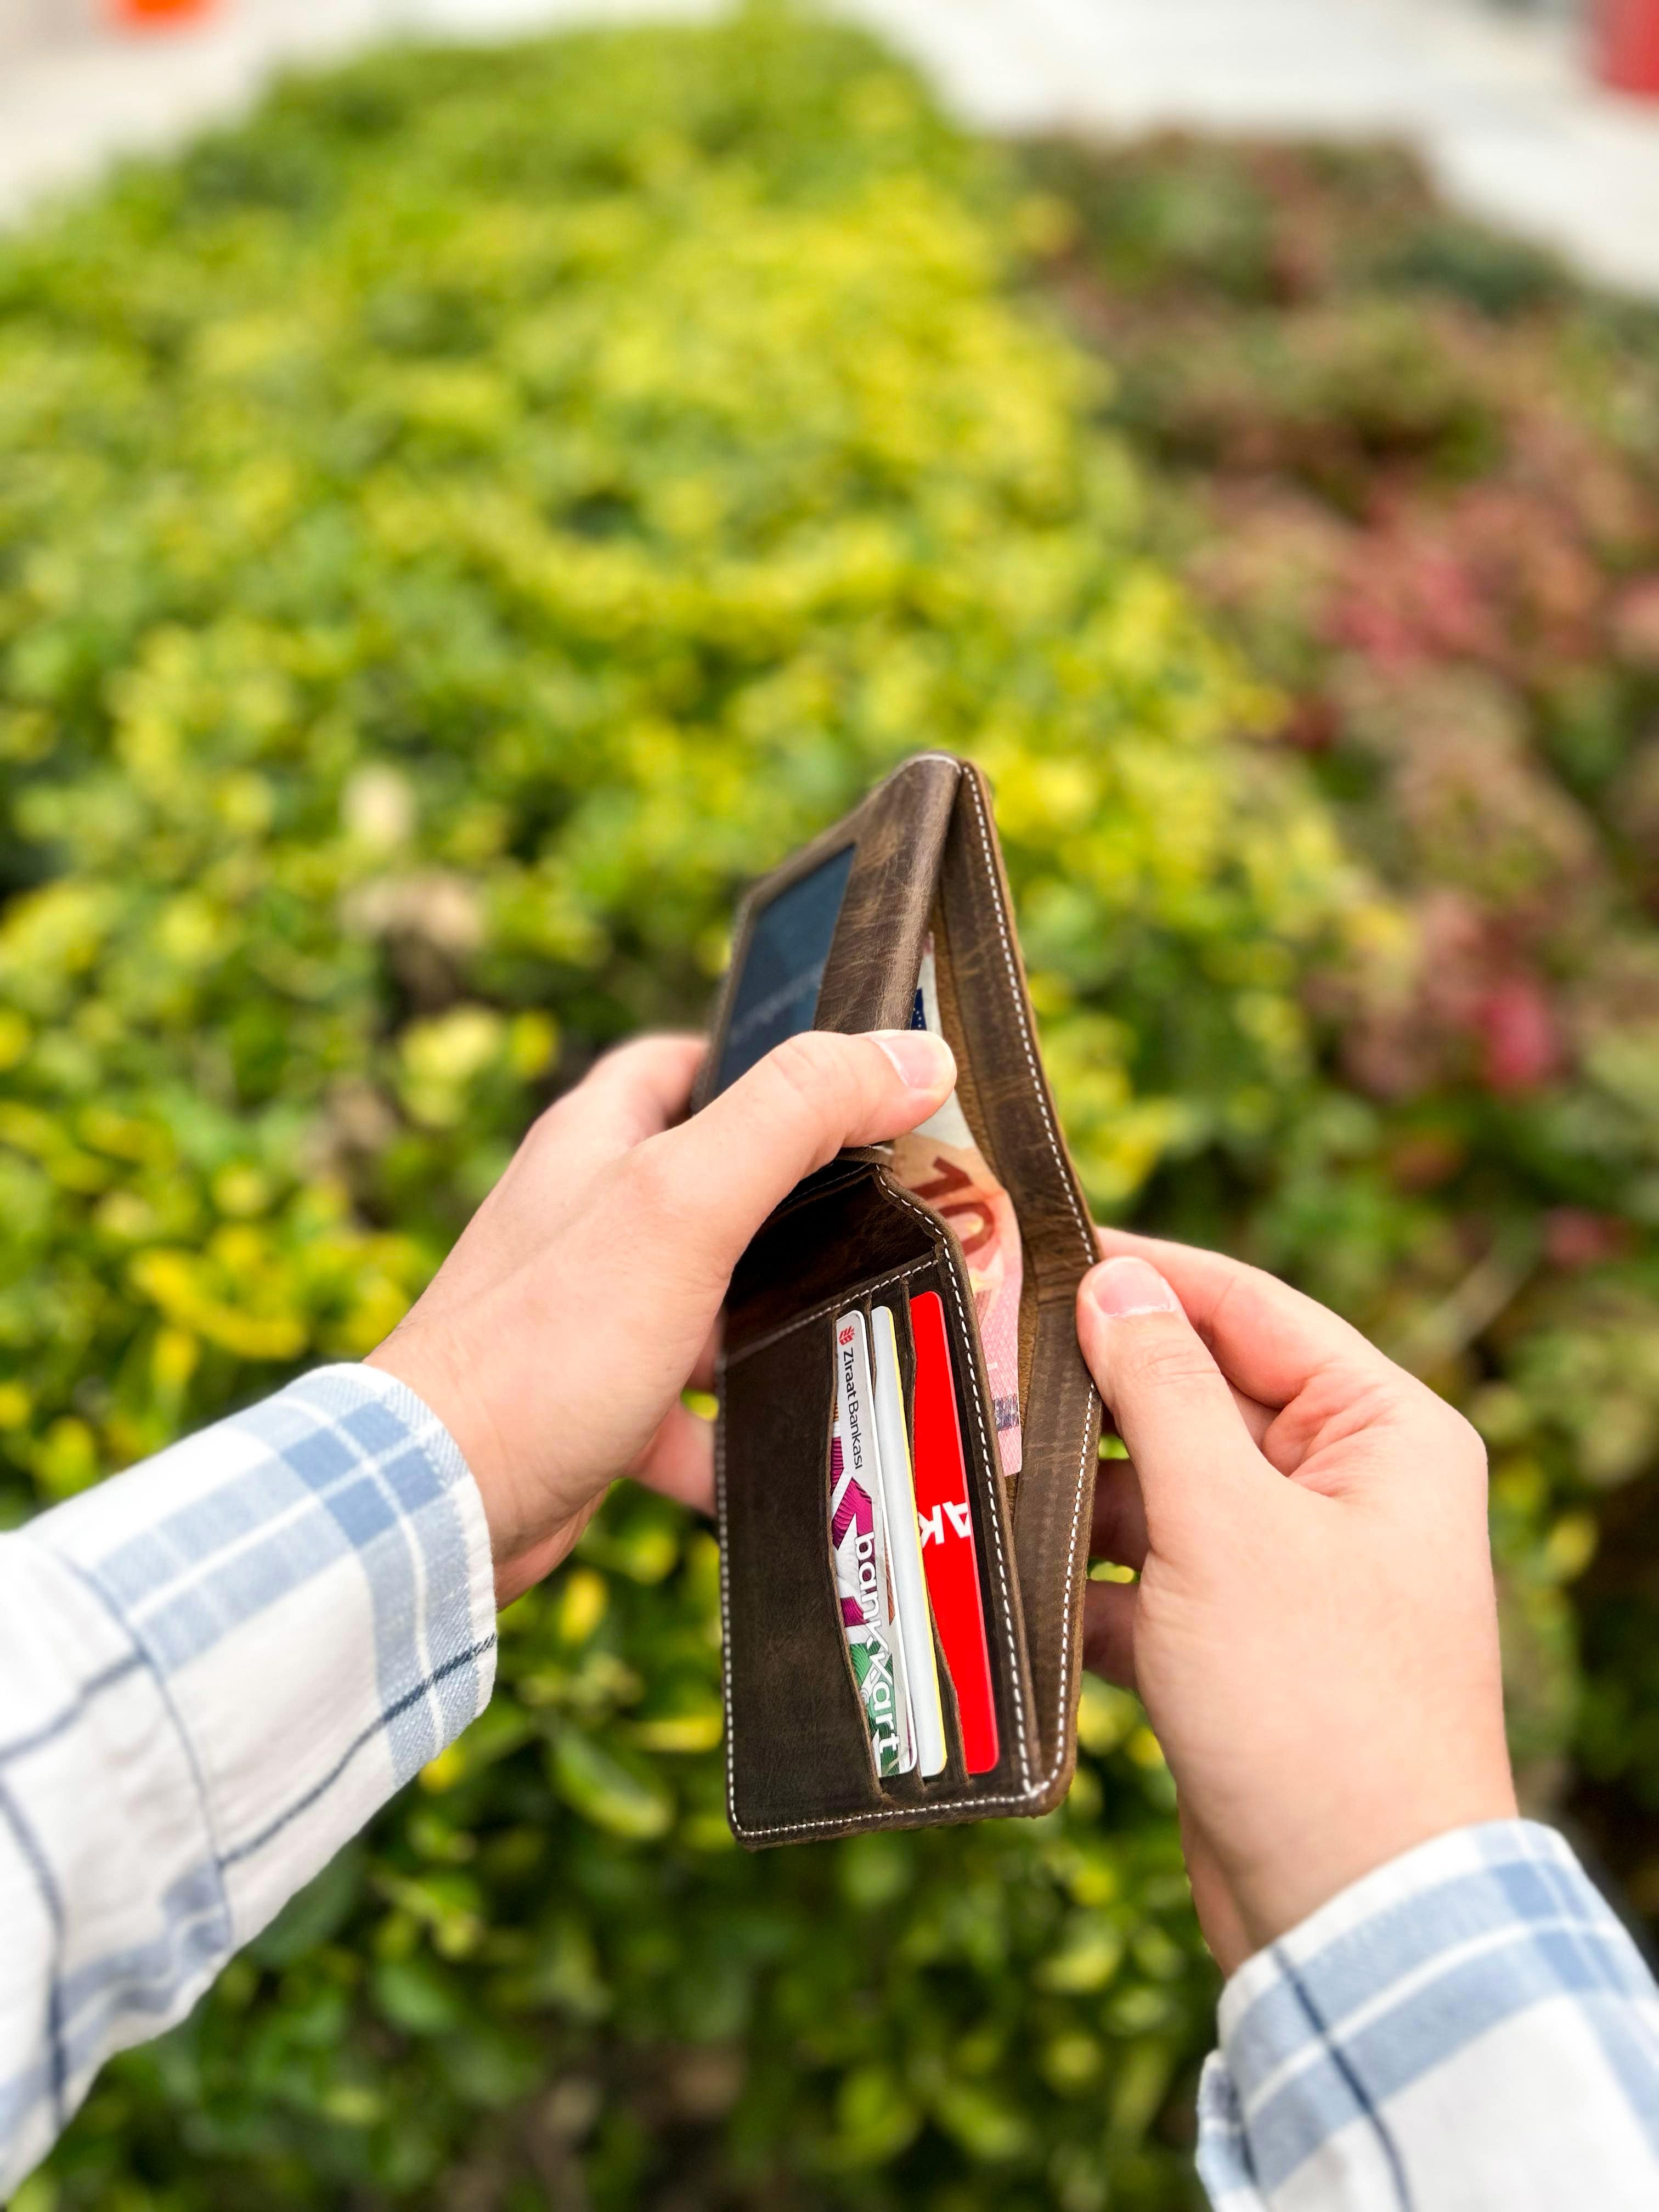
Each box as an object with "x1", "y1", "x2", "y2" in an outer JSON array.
[
  {"x1": 1076, "y1": 1231, "x2": 1516, "y2": 1977},
  {"x1": 368, "y1": 1026, "x2": 956, "y2": 1605}
]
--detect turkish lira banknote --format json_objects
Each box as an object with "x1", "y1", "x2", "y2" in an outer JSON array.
[{"x1": 889, "y1": 937, "x2": 1025, "y2": 1476}]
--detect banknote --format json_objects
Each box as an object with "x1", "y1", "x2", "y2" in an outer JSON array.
[
  {"x1": 889, "y1": 937, "x2": 1025, "y2": 1476},
  {"x1": 830, "y1": 1310, "x2": 915, "y2": 1778}
]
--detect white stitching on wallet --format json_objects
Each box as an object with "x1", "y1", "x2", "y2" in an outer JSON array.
[
  {"x1": 716, "y1": 1348, "x2": 739, "y2": 1839},
  {"x1": 962, "y1": 770, "x2": 1096, "y2": 1262},
  {"x1": 733, "y1": 1788, "x2": 1043, "y2": 1839},
  {"x1": 723, "y1": 1258, "x2": 938, "y2": 1368},
  {"x1": 1053, "y1": 1408, "x2": 1095, "y2": 1771}
]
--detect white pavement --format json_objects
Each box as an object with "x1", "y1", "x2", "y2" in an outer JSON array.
[{"x1": 3, "y1": 0, "x2": 1659, "y2": 298}]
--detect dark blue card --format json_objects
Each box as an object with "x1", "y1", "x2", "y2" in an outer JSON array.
[{"x1": 712, "y1": 845, "x2": 855, "y2": 1096}]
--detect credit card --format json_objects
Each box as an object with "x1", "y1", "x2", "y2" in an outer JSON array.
[
  {"x1": 909, "y1": 1289, "x2": 998, "y2": 1775},
  {"x1": 870, "y1": 1305, "x2": 947, "y2": 1779},
  {"x1": 830, "y1": 1310, "x2": 915, "y2": 1777}
]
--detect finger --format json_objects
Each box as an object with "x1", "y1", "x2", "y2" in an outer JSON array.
[
  {"x1": 687, "y1": 1317, "x2": 721, "y2": 1397},
  {"x1": 631, "y1": 1401, "x2": 716, "y2": 1516},
  {"x1": 1103, "y1": 1378, "x2": 1277, "y2": 1456},
  {"x1": 543, "y1": 1034, "x2": 707, "y2": 1156},
  {"x1": 1090, "y1": 1455, "x2": 1148, "y2": 1573},
  {"x1": 1099, "y1": 1376, "x2": 1284, "y2": 1523},
  {"x1": 475, "y1": 1037, "x2": 709, "y2": 1274},
  {"x1": 1094, "y1": 1226, "x2": 1396, "y2": 1409},
  {"x1": 1077, "y1": 1257, "x2": 1267, "y2": 1531},
  {"x1": 1081, "y1": 1579, "x2": 1137, "y2": 1692},
  {"x1": 631, "y1": 1028, "x2": 957, "y2": 1284}
]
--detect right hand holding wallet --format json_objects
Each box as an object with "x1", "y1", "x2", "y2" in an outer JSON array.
[{"x1": 698, "y1": 754, "x2": 1103, "y2": 1846}]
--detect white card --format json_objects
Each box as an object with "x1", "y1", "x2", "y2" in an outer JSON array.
[
  {"x1": 831, "y1": 1308, "x2": 915, "y2": 1775},
  {"x1": 870, "y1": 1304, "x2": 947, "y2": 1778}
]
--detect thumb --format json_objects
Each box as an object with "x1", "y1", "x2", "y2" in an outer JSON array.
[
  {"x1": 640, "y1": 1027, "x2": 957, "y2": 1276},
  {"x1": 1076, "y1": 1256, "x2": 1262, "y2": 1534}
]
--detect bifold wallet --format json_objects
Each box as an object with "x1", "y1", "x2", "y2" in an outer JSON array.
[{"x1": 696, "y1": 753, "x2": 1102, "y2": 1846}]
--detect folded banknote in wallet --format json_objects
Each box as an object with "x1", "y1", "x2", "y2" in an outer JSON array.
[{"x1": 695, "y1": 753, "x2": 1103, "y2": 1846}]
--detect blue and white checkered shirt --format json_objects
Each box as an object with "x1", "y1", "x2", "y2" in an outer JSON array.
[
  {"x1": 1199, "y1": 1820, "x2": 1659, "y2": 2208},
  {"x1": 0, "y1": 1364, "x2": 496, "y2": 2195},
  {"x1": 3, "y1": 1367, "x2": 1658, "y2": 2204}
]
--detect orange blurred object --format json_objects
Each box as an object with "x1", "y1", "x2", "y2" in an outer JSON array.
[
  {"x1": 1597, "y1": 0, "x2": 1659, "y2": 94},
  {"x1": 109, "y1": 0, "x2": 219, "y2": 25}
]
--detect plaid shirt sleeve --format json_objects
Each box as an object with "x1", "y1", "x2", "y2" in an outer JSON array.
[
  {"x1": 1198, "y1": 1818, "x2": 1659, "y2": 2211},
  {"x1": 0, "y1": 1363, "x2": 496, "y2": 2196}
]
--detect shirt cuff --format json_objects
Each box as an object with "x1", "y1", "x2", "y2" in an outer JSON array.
[
  {"x1": 1198, "y1": 1819, "x2": 1659, "y2": 2208},
  {"x1": 30, "y1": 1363, "x2": 498, "y2": 1942}
]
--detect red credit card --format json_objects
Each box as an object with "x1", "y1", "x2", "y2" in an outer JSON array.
[{"x1": 907, "y1": 1290, "x2": 998, "y2": 1775}]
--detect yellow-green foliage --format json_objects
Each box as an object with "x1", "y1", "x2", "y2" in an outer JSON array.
[{"x1": 0, "y1": 13, "x2": 1382, "y2": 2210}]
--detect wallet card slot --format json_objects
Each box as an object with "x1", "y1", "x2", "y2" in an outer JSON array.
[
  {"x1": 726, "y1": 1165, "x2": 941, "y2": 1357},
  {"x1": 860, "y1": 1284, "x2": 973, "y2": 1797},
  {"x1": 720, "y1": 1308, "x2": 886, "y2": 1835},
  {"x1": 902, "y1": 1255, "x2": 1020, "y2": 1795},
  {"x1": 823, "y1": 1336, "x2": 907, "y2": 1793},
  {"x1": 831, "y1": 1294, "x2": 930, "y2": 1798},
  {"x1": 725, "y1": 1257, "x2": 936, "y2": 1372},
  {"x1": 720, "y1": 1175, "x2": 1041, "y2": 1839},
  {"x1": 894, "y1": 1271, "x2": 971, "y2": 1794},
  {"x1": 850, "y1": 1286, "x2": 933, "y2": 1808}
]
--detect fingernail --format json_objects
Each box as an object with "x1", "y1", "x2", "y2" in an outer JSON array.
[
  {"x1": 867, "y1": 1028, "x2": 956, "y2": 1092},
  {"x1": 1086, "y1": 1257, "x2": 1179, "y2": 1318}
]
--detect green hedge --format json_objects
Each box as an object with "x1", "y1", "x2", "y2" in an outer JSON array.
[{"x1": 0, "y1": 13, "x2": 1587, "y2": 2211}]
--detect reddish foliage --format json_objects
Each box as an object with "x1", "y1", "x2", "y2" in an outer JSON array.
[
  {"x1": 1327, "y1": 523, "x2": 1503, "y2": 668},
  {"x1": 1385, "y1": 1128, "x2": 1467, "y2": 1191},
  {"x1": 1330, "y1": 889, "x2": 1572, "y2": 1101},
  {"x1": 1323, "y1": 483, "x2": 1604, "y2": 678},
  {"x1": 1544, "y1": 1208, "x2": 1636, "y2": 1269},
  {"x1": 1475, "y1": 974, "x2": 1561, "y2": 1093},
  {"x1": 1058, "y1": 149, "x2": 1659, "y2": 1110},
  {"x1": 1280, "y1": 693, "x2": 1341, "y2": 750},
  {"x1": 1613, "y1": 577, "x2": 1659, "y2": 670}
]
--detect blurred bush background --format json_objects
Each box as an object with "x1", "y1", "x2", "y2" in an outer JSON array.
[{"x1": 3, "y1": 4, "x2": 1659, "y2": 2206}]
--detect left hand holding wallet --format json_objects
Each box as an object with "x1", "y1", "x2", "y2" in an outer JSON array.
[
  {"x1": 366, "y1": 1024, "x2": 957, "y2": 1605},
  {"x1": 1077, "y1": 1232, "x2": 1515, "y2": 1973}
]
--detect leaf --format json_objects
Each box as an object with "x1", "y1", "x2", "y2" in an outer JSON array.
[
  {"x1": 830, "y1": 2063, "x2": 921, "y2": 2168},
  {"x1": 549, "y1": 1727, "x2": 674, "y2": 1841},
  {"x1": 932, "y1": 2080, "x2": 1033, "y2": 2164},
  {"x1": 371, "y1": 1956, "x2": 465, "y2": 2037},
  {"x1": 1035, "y1": 1911, "x2": 1125, "y2": 1994}
]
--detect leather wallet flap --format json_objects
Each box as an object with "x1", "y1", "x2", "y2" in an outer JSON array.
[
  {"x1": 693, "y1": 754, "x2": 961, "y2": 1113},
  {"x1": 929, "y1": 764, "x2": 1102, "y2": 1809}
]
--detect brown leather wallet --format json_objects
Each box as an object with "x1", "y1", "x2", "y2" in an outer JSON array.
[{"x1": 697, "y1": 753, "x2": 1102, "y2": 1846}]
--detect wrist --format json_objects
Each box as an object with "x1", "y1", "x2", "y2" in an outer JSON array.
[
  {"x1": 364, "y1": 1330, "x2": 523, "y2": 1585},
  {"x1": 1225, "y1": 1773, "x2": 1520, "y2": 1968}
]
